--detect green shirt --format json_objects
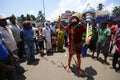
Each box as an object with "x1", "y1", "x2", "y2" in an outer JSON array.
[
  {"x1": 91, "y1": 27, "x2": 98, "y2": 40},
  {"x1": 98, "y1": 28, "x2": 111, "y2": 43}
]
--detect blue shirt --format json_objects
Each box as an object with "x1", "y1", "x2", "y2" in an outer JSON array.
[
  {"x1": 20, "y1": 29, "x2": 34, "y2": 41},
  {"x1": 0, "y1": 34, "x2": 9, "y2": 60}
]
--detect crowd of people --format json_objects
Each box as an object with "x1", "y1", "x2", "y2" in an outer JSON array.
[{"x1": 0, "y1": 12, "x2": 120, "y2": 80}]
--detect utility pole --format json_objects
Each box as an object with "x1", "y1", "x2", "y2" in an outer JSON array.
[{"x1": 43, "y1": 0, "x2": 45, "y2": 20}]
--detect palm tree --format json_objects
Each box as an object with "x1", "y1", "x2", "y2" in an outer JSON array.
[
  {"x1": 21, "y1": 14, "x2": 26, "y2": 21},
  {"x1": 37, "y1": 11, "x2": 45, "y2": 20},
  {"x1": 112, "y1": 6, "x2": 120, "y2": 17},
  {"x1": 17, "y1": 17, "x2": 22, "y2": 23},
  {"x1": 31, "y1": 15, "x2": 36, "y2": 21},
  {"x1": 97, "y1": 3, "x2": 104, "y2": 11},
  {"x1": 26, "y1": 14, "x2": 31, "y2": 20}
]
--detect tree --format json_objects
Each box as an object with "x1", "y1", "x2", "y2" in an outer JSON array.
[
  {"x1": 37, "y1": 11, "x2": 45, "y2": 20},
  {"x1": 17, "y1": 17, "x2": 22, "y2": 23},
  {"x1": 21, "y1": 14, "x2": 26, "y2": 21},
  {"x1": 97, "y1": 3, "x2": 104, "y2": 11},
  {"x1": 26, "y1": 14, "x2": 31, "y2": 20},
  {"x1": 31, "y1": 15, "x2": 36, "y2": 21},
  {"x1": 112, "y1": 6, "x2": 120, "y2": 17},
  {"x1": 16, "y1": 10, "x2": 45, "y2": 24}
]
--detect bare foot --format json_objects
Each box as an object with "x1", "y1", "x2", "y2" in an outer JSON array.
[{"x1": 65, "y1": 66, "x2": 70, "y2": 72}]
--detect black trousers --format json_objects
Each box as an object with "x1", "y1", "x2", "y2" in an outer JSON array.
[
  {"x1": 64, "y1": 35, "x2": 68, "y2": 47},
  {"x1": 112, "y1": 53, "x2": 120, "y2": 69},
  {"x1": 17, "y1": 41, "x2": 25, "y2": 58}
]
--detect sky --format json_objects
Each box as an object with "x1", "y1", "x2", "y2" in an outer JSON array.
[{"x1": 0, "y1": 0, "x2": 120, "y2": 21}]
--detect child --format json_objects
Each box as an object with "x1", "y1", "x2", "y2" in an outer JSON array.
[
  {"x1": 36, "y1": 27, "x2": 44, "y2": 57},
  {"x1": 51, "y1": 33, "x2": 57, "y2": 53}
]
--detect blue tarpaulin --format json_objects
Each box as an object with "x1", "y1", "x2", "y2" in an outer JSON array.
[{"x1": 95, "y1": 15, "x2": 109, "y2": 22}]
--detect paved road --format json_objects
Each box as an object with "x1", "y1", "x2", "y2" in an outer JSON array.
[{"x1": 19, "y1": 47, "x2": 120, "y2": 80}]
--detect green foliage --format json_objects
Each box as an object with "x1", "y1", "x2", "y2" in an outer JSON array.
[
  {"x1": 21, "y1": 15, "x2": 26, "y2": 21},
  {"x1": 17, "y1": 17, "x2": 22, "y2": 24},
  {"x1": 16, "y1": 10, "x2": 45, "y2": 24},
  {"x1": 31, "y1": 15, "x2": 36, "y2": 21},
  {"x1": 26, "y1": 14, "x2": 31, "y2": 20},
  {"x1": 112, "y1": 6, "x2": 120, "y2": 17},
  {"x1": 37, "y1": 11, "x2": 45, "y2": 20}
]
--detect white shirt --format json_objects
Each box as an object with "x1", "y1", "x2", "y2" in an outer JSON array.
[
  {"x1": 32, "y1": 27, "x2": 38, "y2": 38},
  {"x1": 43, "y1": 26, "x2": 52, "y2": 50},
  {"x1": 9, "y1": 24, "x2": 22, "y2": 43},
  {"x1": 43, "y1": 27, "x2": 51, "y2": 42},
  {"x1": 0, "y1": 26, "x2": 17, "y2": 52}
]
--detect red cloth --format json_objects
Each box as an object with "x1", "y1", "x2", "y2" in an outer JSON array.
[
  {"x1": 51, "y1": 36, "x2": 57, "y2": 45},
  {"x1": 108, "y1": 25, "x2": 116, "y2": 31},
  {"x1": 115, "y1": 37, "x2": 120, "y2": 54},
  {"x1": 67, "y1": 25, "x2": 86, "y2": 54},
  {"x1": 108, "y1": 25, "x2": 116, "y2": 39}
]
